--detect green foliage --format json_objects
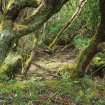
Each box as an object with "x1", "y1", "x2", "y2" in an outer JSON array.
[
  {"x1": 57, "y1": 75, "x2": 105, "y2": 105},
  {"x1": 83, "y1": 0, "x2": 100, "y2": 29},
  {"x1": 42, "y1": 0, "x2": 100, "y2": 46},
  {"x1": 91, "y1": 53, "x2": 105, "y2": 74},
  {"x1": 0, "y1": 0, "x2": 104, "y2": 105},
  {"x1": 73, "y1": 35, "x2": 90, "y2": 49},
  {"x1": 0, "y1": 76, "x2": 105, "y2": 105}
]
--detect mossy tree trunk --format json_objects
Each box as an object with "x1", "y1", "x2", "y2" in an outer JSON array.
[
  {"x1": 0, "y1": 0, "x2": 68, "y2": 78},
  {"x1": 0, "y1": 52, "x2": 22, "y2": 79},
  {"x1": 74, "y1": 0, "x2": 105, "y2": 77},
  {"x1": 22, "y1": 37, "x2": 38, "y2": 77}
]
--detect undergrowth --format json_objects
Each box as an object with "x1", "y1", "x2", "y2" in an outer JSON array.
[{"x1": 0, "y1": 74, "x2": 105, "y2": 105}]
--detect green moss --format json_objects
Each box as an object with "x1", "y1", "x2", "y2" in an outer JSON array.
[
  {"x1": 0, "y1": 81, "x2": 29, "y2": 94},
  {"x1": 43, "y1": 80, "x2": 60, "y2": 90},
  {"x1": 0, "y1": 53, "x2": 22, "y2": 79},
  {"x1": 92, "y1": 56, "x2": 104, "y2": 66}
]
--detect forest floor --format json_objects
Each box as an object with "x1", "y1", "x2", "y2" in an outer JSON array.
[
  {"x1": 0, "y1": 47, "x2": 105, "y2": 105},
  {"x1": 28, "y1": 47, "x2": 76, "y2": 81}
]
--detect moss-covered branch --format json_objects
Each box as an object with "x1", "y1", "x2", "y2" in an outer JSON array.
[
  {"x1": 0, "y1": 0, "x2": 68, "y2": 63},
  {"x1": 1, "y1": 0, "x2": 40, "y2": 21},
  {"x1": 13, "y1": 0, "x2": 69, "y2": 37}
]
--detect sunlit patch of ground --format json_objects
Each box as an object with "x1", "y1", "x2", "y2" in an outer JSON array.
[{"x1": 28, "y1": 48, "x2": 76, "y2": 80}]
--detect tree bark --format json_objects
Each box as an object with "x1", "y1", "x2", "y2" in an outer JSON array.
[
  {"x1": 75, "y1": 35, "x2": 99, "y2": 76},
  {"x1": 0, "y1": 20, "x2": 14, "y2": 63},
  {"x1": 0, "y1": 0, "x2": 39, "y2": 21},
  {"x1": 22, "y1": 37, "x2": 38, "y2": 77},
  {"x1": 0, "y1": 52, "x2": 22, "y2": 79},
  {"x1": 0, "y1": 0, "x2": 68, "y2": 78},
  {"x1": 0, "y1": 0, "x2": 68, "y2": 63},
  {"x1": 74, "y1": 0, "x2": 105, "y2": 77}
]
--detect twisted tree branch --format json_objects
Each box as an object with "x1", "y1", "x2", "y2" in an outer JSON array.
[{"x1": 13, "y1": 0, "x2": 69, "y2": 37}]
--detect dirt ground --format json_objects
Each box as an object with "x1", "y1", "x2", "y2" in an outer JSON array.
[{"x1": 28, "y1": 47, "x2": 77, "y2": 80}]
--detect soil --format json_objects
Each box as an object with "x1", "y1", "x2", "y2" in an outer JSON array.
[{"x1": 28, "y1": 47, "x2": 77, "y2": 80}]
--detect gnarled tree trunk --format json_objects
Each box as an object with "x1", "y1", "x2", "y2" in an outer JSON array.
[{"x1": 0, "y1": 0, "x2": 68, "y2": 79}]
